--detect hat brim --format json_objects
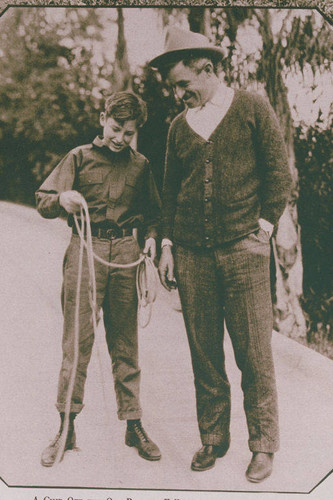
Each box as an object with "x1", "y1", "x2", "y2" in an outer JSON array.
[{"x1": 149, "y1": 46, "x2": 224, "y2": 70}]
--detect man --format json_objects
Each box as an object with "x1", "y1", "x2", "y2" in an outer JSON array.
[{"x1": 149, "y1": 27, "x2": 292, "y2": 482}]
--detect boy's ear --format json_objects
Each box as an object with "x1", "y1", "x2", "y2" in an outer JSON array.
[{"x1": 99, "y1": 111, "x2": 106, "y2": 127}]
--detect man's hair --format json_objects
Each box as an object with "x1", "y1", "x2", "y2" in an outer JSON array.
[
  {"x1": 104, "y1": 91, "x2": 147, "y2": 128},
  {"x1": 159, "y1": 53, "x2": 222, "y2": 80}
]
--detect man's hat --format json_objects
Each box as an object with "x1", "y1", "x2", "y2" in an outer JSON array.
[{"x1": 149, "y1": 26, "x2": 224, "y2": 69}]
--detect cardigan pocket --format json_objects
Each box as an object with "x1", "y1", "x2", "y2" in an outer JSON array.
[{"x1": 224, "y1": 191, "x2": 258, "y2": 208}]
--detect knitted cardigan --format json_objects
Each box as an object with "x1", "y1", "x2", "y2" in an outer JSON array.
[{"x1": 161, "y1": 89, "x2": 292, "y2": 248}]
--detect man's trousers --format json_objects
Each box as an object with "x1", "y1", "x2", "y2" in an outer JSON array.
[
  {"x1": 174, "y1": 230, "x2": 279, "y2": 453},
  {"x1": 56, "y1": 233, "x2": 142, "y2": 420}
]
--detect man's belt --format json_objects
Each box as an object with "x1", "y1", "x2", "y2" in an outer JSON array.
[{"x1": 73, "y1": 224, "x2": 134, "y2": 240}]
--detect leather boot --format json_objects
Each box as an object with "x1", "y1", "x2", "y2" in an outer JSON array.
[
  {"x1": 41, "y1": 412, "x2": 77, "y2": 467},
  {"x1": 125, "y1": 420, "x2": 161, "y2": 461},
  {"x1": 246, "y1": 452, "x2": 274, "y2": 483},
  {"x1": 191, "y1": 440, "x2": 230, "y2": 472}
]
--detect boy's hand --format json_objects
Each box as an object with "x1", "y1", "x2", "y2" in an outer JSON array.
[
  {"x1": 59, "y1": 190, "x2": 84, "y2": 214},
  {"x1": 158, "y1": 245, "x2": 176, "y2": 291},
  {"x1": 143, "y1": 237, "x2": 156, "y2": 260}
]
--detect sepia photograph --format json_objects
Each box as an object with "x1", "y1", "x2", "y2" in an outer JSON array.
[{"x1": 0, "y1": 3, "x2": 332, "y2": 500}]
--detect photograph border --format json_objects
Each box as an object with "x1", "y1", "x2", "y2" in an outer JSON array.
[{"x1": 0, "y1": 1, "x2": 332, "y2": 499}]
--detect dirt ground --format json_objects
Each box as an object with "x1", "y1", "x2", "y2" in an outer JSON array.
[{"x1": 1, "y1": 201, "x2": 333, "y2": 500}]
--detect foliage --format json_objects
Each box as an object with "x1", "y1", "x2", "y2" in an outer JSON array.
[
  {"x1": 0, "y1": 8, "x2": 109, "y2": 204},
  {"x1": 134, "y1": 65, "x2": 183, "y2": 192},
  {"x1": 295, "y1": 114, "x2": 333, "y2": 341}
]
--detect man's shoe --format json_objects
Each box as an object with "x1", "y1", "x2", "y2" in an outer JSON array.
[
  {"x1": 191, "y1": 442, "x2": 230, "y2": 471},
  {"x1": 246, "y1": 452, "x2": 274, "y2": 483},
  {"x1": 125, "y1": 422, "x2": 161, "y2": 461}
]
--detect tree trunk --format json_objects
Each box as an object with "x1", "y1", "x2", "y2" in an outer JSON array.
[
  {"x1": 188, "y1": 7, "x2": 211, "y2": 37},
  {"x1": 110, "y1": 8, "x2": 131, "y2": 92},
  {"x1": 257, "y1": 10, "x2": 306, "y2": 339}
]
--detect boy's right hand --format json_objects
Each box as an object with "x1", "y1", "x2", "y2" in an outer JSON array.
[{"x1": 59, "y1": 190, "x2": 85, "y2": 214}]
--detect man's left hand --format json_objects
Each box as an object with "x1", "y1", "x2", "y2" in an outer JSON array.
[
  {"x1": 143, "y1": 237, "x2": 156, "y2": 260},
  {"x1": 258, "y1": 218, "x2": 274, "y2": 238}
]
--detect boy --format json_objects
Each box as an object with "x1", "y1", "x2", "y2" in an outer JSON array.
[{"x1": 36, "y1": 91, "x2": 161, "y2": 467}]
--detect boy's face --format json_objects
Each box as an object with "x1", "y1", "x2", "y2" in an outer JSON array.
[{"x1": 100, "y1": 113, "x2": 137, "y2": 153}]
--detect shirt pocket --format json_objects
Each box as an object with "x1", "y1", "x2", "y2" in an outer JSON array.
[
  {"x1": 125, "y1": 172, "x2": 138, "y2": 189},
  {"x1": 122, "y1": 172, "x2": 140, "y2": 204},
  {"x1": 79, "y1": 172, "x2": 104, "y2": 186},
  {"x1": 78, "y1": 171, "x2": 104, "y2": 201}
]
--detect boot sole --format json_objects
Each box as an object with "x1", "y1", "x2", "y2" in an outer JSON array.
[
  {"x1": 125, "y1": 439, "x2": 161, "y2": 461},
  {"x1": 40, "y1": 441, "x2": 76, "y2": 467},
  {"x1": 191, "y1": 444, "x2": 229, "y2": 472},
  {"x1": 191, "y1": 462, "x2": 216, "y2": 472},
  {"x1": 246, "y1": 470, "x2": 272, "y2": 483}
]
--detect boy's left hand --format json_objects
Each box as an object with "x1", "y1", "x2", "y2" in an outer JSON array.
[{"x1": 143, "y1": 237, "x2": 156, "y2": 260}]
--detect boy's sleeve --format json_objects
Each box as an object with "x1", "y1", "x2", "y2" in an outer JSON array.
[
  {"x1": 142, "y1": 161, "x2": 162, "y2": 240},
  {"x1": 35, "y1": 150, "x2": 78, "y2": 219}
]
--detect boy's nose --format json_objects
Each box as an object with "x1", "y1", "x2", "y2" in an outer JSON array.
[
  {"x1": 114, "y1": 132, "x2": 124, "y2": 144},
  {"x1": 174, "y1": 86, "x2": 186, "y2": 100}
]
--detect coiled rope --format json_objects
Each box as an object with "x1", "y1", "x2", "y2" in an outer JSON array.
[{"x1": 53, "y1": 197, "x2": 158, "y2": 465}]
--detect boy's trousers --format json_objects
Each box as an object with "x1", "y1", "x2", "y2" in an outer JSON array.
[
  {"x1": 56, "y1": 233, "x2": 142, "y2": 420},
  {"x1": 174, "y1": 229, "x2": 279, "y2": 453}
]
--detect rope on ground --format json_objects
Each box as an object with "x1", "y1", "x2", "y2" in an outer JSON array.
[{"x1": 53, "y1": 197, "x2": 159, "y2": 465}]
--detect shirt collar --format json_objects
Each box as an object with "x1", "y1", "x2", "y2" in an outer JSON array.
[
  {"x1": 92, "y1": 136, "x2": 131, "y2": 158},
  {"x1": 208, "y1": 82, "x2": 229, "y2": 108},
  {"x1": 92, "y1": 136, "x2": 105, "y2": 149},
  {"x1": 189, "y1": 82, "x2": 229, "y2": 114}
]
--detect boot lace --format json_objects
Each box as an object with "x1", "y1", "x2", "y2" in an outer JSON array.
[{"x1": 133, "y1": 423, "x2": 149, "y2": 442}]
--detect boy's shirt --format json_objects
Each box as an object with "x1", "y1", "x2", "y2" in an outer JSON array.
[{"x1": 36, "y1": 136, "x2": 161, "y2": 239}]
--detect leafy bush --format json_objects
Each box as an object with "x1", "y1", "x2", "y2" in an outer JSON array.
[{"x1": 295, "y1": 114, "x2": 333, "y2": 341}]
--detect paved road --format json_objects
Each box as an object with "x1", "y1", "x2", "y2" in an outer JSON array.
[{"x1": 1, "y1": 201, "x2": 333, "y2": 496}]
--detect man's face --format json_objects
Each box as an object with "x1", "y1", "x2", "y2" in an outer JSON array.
[
  {"x1": 100, "y1": 114, "x2": 137, "y2": 153},
  {"x1": 167, "y1": 60, "x2": 216, "y2": 109}
]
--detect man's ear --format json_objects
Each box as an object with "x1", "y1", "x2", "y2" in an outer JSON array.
[{"x1": 204, "y1": 62, "x2": 214, "y2": 75}]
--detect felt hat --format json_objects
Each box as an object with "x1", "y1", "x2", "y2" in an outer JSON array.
[{"x1": 149, "y1": 26, "x2": 224, "y2": 69}]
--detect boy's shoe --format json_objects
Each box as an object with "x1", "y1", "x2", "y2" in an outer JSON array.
[
  {"x1": 246, "y1": 452, "x2": 274, "y2": 483},
  {"x1": 125, "y1": 422, "x2": 161, "y2": 461},
  {"x1": 41, "y1": 428, "x2": 76, "y2": 467},
  {"x1": 191, "y1": 441, "x2": 230, "y2": 471},
  {"x1": 41, "y1": 414, "x2": 76, "y2": 467}
]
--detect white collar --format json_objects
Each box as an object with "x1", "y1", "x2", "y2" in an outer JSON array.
[{"x1": 190, "y1": 82, "x2": 231, "y2": 113}]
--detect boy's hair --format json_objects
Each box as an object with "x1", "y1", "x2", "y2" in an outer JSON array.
[{"x1": 104, "y1": 91, "x2": 147, "y2": 128}]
